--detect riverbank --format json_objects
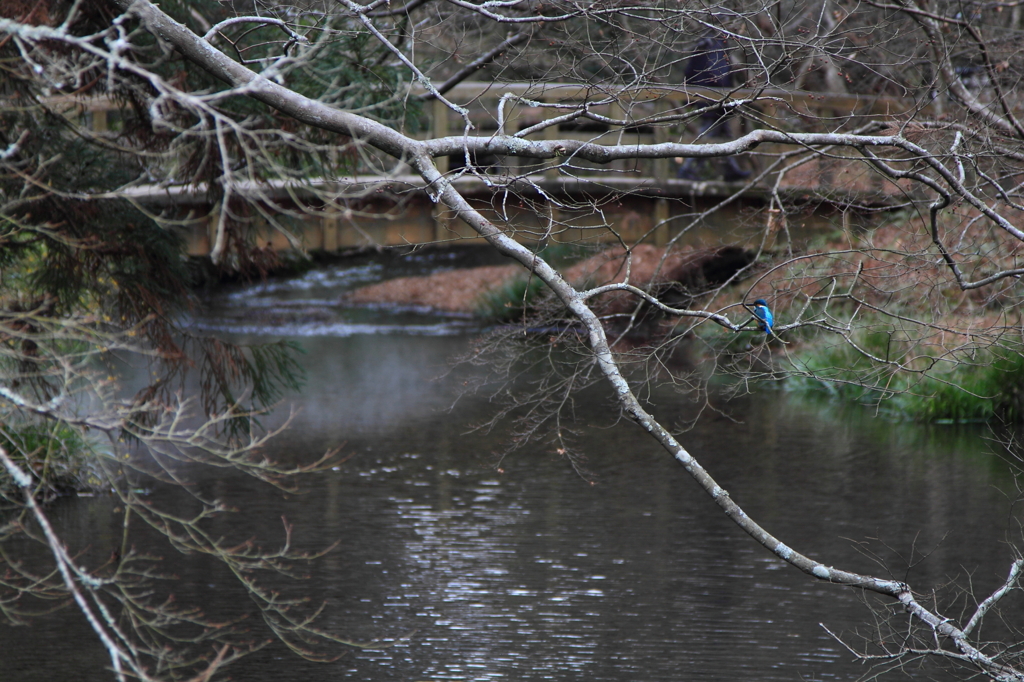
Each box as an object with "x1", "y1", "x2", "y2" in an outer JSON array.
[
  {"x1": 332, "y1": 233, "x2": 1024, "y2": 425},
  {"x1": 720, "y1": 216, "x2": 1024, "y2": 423},
  {"x1": 340, "y1": 243, "x2": 755, "y2": 317},
  {"x1": 191, "y1": 233, "x2": 1024, "y2": 425}
]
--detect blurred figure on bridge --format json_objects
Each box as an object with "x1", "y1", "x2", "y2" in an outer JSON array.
[{"x1": 676, "y1": 33, "x2": 751, "y2": 182}]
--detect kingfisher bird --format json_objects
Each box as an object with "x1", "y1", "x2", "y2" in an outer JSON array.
[{"x1": 752, "y1": 299, "x2": 774, "y2": 335}]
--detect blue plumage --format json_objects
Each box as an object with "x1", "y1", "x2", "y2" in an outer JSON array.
[{"x1": 752, "y1": 299, "x2": 773, "y2": 334}]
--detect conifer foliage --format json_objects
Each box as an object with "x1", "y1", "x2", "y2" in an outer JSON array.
[{"x1": 0, "y1": 3, "x2": 333, "y2": 678}]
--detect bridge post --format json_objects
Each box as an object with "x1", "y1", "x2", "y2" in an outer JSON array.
[
  {"x1": 653, "y1": 96, "x2": 671, "y2": 247},
  {"x1": 609, "y1": 96, "x2": 626, "y2": 173},
  {"x1": 431, "y1": 98, "x2": 450, "y2": 175},
  {"x1": 323, "y1": 210, "x2": 339, "y2": 251},
  {"x1": 543, "y1": 95, "x2": 560, "y2": 181},
  {"x1": 432, "y1": 98, "x2": 451, "y2": 242},
  {"x1": 91, "y1": 106, "x2": 108, "y2": 133},
  {"x1": 205, "y1": 205, "x2": 218, "y2": 256},
  {"x1": 322, "y1": 148, "x2": 340, "y2": 251},
  {"x1": 543, "y1": 95, "x2": 561, "y2": 239}
]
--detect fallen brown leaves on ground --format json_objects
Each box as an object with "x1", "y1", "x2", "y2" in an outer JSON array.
[
  {"x1": 345, "y1": 264, "x2": 521, "y2": 313},
  {"x1": 343, "y1": 244, "x2": 751, "y2": 315}
]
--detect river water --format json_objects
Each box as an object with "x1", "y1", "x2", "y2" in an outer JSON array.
[{"x1": 2, "y1": 249, "x2": 1021, "y2": 682}]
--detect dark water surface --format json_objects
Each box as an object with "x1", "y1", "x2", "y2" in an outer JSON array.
[{"x1": 2, "y1": 254, "x2": 1021, "y2": 682}]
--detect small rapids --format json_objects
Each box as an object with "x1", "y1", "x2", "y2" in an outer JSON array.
[{"x1": 189, "y1": 248, "x2": 503, "y2": 338}]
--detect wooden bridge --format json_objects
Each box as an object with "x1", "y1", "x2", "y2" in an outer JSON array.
[{"x1": 78, "y1": 82, "x2": 935, "y2": 254}]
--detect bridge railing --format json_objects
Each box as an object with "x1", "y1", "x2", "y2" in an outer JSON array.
[
  {"x1": 417, "y1": 81, "x2": 940, "y2": 181},
  {"x1": 46, "y1": 84, "x2": 952, "y2": 253},
  {"x1": 66, "y1": 82, "x2": 935, "y2": 171},
  {"x1": 48, "y1": 83, "x2": 937, "y2": 249}
]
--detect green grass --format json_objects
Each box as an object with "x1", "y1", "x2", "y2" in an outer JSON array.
[
  {"x1": 473, "y1": 243, "x2": 588, "y2": 321},
  {"x1": 531, "y1": 242, "x2": 592, "y2": 269},
  {"x1": 687, "y1": 289, "x2": 1024, "y2": 425},
  {"x1": 785, "y1": 336, "x2": 1024, "y2": 423},
  {"x1": 475, "y1": 275, "x2": 547, "y2": 321},
  {"x1": 894, "y1": 355, "x2": 1024, "y2": 423}
]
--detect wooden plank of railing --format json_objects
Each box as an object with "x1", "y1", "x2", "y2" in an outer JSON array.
[
  {"x1": 652, "y1": 96, "x2": 671, "y2": 247},
  {"x1": 59, "y1": 82, "x2": 942, "y2": 128},
  {"x1": 542, "y1": 94, "x2": 560, "y2": 181},
  {"x1": 438, "y1": 82, "x2": 938, "y2": 119},
  {"x1": 49, "y1": 85, "x2": 950, "y2": 192},
  {"x1": 432, "y1": 97, "x2": 452, "y2": 242}
]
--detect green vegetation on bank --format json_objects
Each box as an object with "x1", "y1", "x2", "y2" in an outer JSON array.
[
  {"x1": 784, "y1": 333, "x2": 1024, "y2": 423},
  {"x1": 475, "y1": 275, "x2": 546, "y2": 321},
  {"x1": 473, "y1": 243, "x2": 590, "y2": 321},
  {"x1": 685, "y1": 212, "x2": 1024, "y2": 425},
  {"x1": 1, "y1": 45, "x2": 306, "y2": 498}
]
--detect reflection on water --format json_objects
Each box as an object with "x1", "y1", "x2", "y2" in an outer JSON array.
[{"x1": 2, "y1": 254, "x2": 1022, "y2": 682}]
